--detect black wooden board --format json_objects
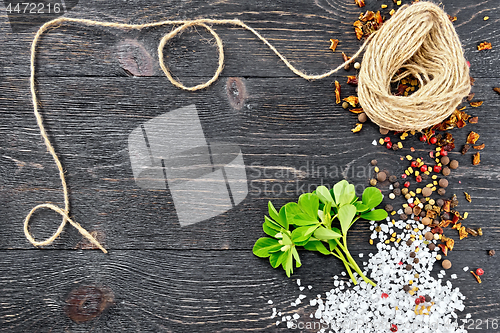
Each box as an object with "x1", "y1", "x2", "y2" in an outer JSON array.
[{"x1": 1, "y1": 0, "x2": 500, "y2": 331}]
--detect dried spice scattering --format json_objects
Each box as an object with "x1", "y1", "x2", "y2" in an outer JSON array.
[
  {"x1": 494, "y1": 87, "x2": 500, "y2": 95},
  {"x1": 351, "y1": 123, "x2": 363, "y2": 133},
  {"x1": 335, "y1": 81, "x2": 341, "y2": 104},
  {"x1": 343, "y1": 95, "x2": 359, "y2": 107},
  {"x1": 347, "y1": 76, "x2": 358, "y2": 85},
  {"x1": 466, "y1": 131, "x2": 480, "y2": 144},
  {"x1": 329, "y1": 39, "x2": 339, "y2": 52},
  {"x1": 353, "y1": 11, "x2": 383, "y2": 40},
  {"x1": 355, "y1": 0, "x2": 365, "y2": 7},
  {"x1": 349, "y1": 108, "x2": 364, "y2": 114},
  {"x1": 464, "y1": 192, "x2": 472, "y2": 203},
  {"x1": 473, "y1": 143, "x2": 485, "y2": 150},
  {"x1": 477, "y1": 42, "x2": 492, "y2": 51},
  {"x1": 472, "y1": 152, "x2": 481, "y2": 165},
  {"x1": 469, "y1": 101, "x2": 483, "y2": 107}
]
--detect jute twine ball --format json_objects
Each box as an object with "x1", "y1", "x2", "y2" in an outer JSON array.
[{"x1": 358, "y1": 2, "x2": 471, "y2": 132}]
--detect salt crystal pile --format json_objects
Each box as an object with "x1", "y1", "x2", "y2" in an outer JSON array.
[{"x1": 273, "y1": 217, "x2": 467, "y2": 332}]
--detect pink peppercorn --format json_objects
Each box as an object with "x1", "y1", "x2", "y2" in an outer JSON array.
[
  {"x1": 476, "y1": 268, "x2": 484, "y2": 276},
  {"x1": 381, "y1": 293, "x2": 389, "y2": 299}
]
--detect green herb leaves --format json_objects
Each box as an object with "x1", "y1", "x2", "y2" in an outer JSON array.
[{"x1": 252, "y1": 180, "x2": 388, "y2": 285}]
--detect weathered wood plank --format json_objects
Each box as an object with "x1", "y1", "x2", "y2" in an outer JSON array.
[
  {"x1": 0, "y1": 0, "x2": 499, "y2": 78},
  {"x1": 0, "y1": 249, "x2": 498, "y2": 332},
  {"x1": 0, "y1": 76, "x2": 498, "y2": 250}
]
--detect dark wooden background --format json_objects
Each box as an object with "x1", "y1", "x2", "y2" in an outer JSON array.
[{"x1": 1, "y1": 0, "x2": 499, "y2": 332}]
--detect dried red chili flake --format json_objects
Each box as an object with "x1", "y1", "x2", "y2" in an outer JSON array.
[
  {"x1": 467, "y1": 93, "x2": 475, "y2": 101},
  {"x1": 448, "y1": 15, "x2": 457, "y2": 22},
  {"x1": 416, "y1": 175, "x2": 422, "y2": 183},
  {"x1": 346, "y1": 76, "x2": 358, "y2": 85},
  {"x1": 360, "y1": 10, "x2": 375, "y2": 21},
  {"x1": 470, "y1": 101, "x2": 483, "y2": 107},
  {"x1": 343, "y1": 96, "x2": 358, "y2": 107},
  {"x1": 433, "y1": 165, "x2": 442, "y2": 173},
  {"x1": 375, "y1": 11, "x2": 383, "y2": 24},
  {"x1": 349, "y1": 108, "x2": 364, "y2": 114},
  {"x1": 473, "y1": 143, "x2": 485, "y2": 150},
  {"x1": 329, "y1": 39, "x2": 339, "y2": 52},
  {"x1": 471, "y1": 270, "x2": 482, "y2": 283},
  {"x1": 342, "y1": 52, "x2": 351, "y2": 70},
  {"x1": 494, "y1": 87, "x2": 500, "y2": 95},
  {"x1": 473, "y1": 152, "x2": 481, "y2": 165},
  {"x1": 335, "y1": 81, "x2": 341, "y2": 104},
  {"x1": 404, "y1": 181, "x2": 410, "y2": 188},
  {"x1": 467, "y1": 131, "x2": 480, "y2": 144},
  {"x1": 353, "y1": 21, "x2": 364, "y2": 40},
  {"x1": 354, "y1": 0, "x2": 365, "y2": 7},
  {"x1": 381, "y1": 293, "x2": 389, "y2": 299},
  {"x1": 438, "y1": 244, "x2": 448, "y2": 256},
  {"x1": 432, "y1": 226, "x2": 444, "y2": 234},
  {"x1": 469, "y1": 116, "x2": 479, "y2": 124},
  {"x1": 390, "y1": 324, "x2": 398, "y2": 332},
  {"x1": 442, "y1": 200, "x2": 451, "y2": 212},
  {"x1": 477, "y1": 42, "x2": 492, "y2": 51},
  {"x1": 452, "y1": 212, "x2": 460, "y2": 224}
]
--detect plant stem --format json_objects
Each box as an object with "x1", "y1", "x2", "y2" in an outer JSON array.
[
  {"x1": 334, "y1": 247, "x2": 357, "y2": 285},
  {"x1": 338, "y1": 239, "x2": 376, "y2": 287}
]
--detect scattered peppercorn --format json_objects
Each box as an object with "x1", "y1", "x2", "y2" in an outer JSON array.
[
  {"x1": 393, "y1": 181, "x2": 400, "y2": 188},
  {"x1": 342, "y1": 102, "x2": 349, "y2": 109},
  {"x1": 371, "y1": 159, "x2": 378, "y2": 166},
  {"x1": 406, "y1": 239, "x2": 413, "y2": 246},
  {"x1": 442, "y1": 167, "x2": 451, "y2": 176},
  {"x1": 370, "y1": 178, "x2": 377, "y2": 186},
  {"x1": 489, "y1": 249, "x2": 496, "y2": 256},
  {"x1": 442, "y1": 259, "x2": 452, "y2": 269},
  {"x1": 401, "y1": 188, "x2": 409, "y2": 195},
  {"x1": 404, "y1": 207, "x2": 413, "y2": 215},
  {"x1": 410, "y1": 252, "x2": 416, "y2": 258},
  {"x1": 439, "y1": 179, "x2": 449, "y2": 188},
  {"x1": 449, "y1": 160, "x2": 459, "y2": 169},
  {"x1": 436, "y1": 199, "x2": 444, "y2": 207},
  {"x1": 377, "y1": 171, "x2": 387, "y2": 182},
  {"x1": 425, "y1": 232, "x2": 434, "y2": 240},
  {"x1": 393, "y1": 188, "x2": 401, "y2": 196},
  {"x1": 428, "y1": 243, "x2": 436, "y2": 251},
  {"x1": 400, "y1": 213, "x2": 408, "y2": 221},
  {"x1": 403, "y1": 285, "x2": 410, "y2": 292},
  {"x1": 422, "y1": 187, "x2": 432, "y2": 197},
  {"x1": 437, "y1": 188, "x2": 446, "y2": 196},
  {"x1": 385, "y1": 204, "x2": 394, "y2": 212},
  {"x1": 424, "y1": 295, "x2": 432, "y2": 302},
  {"x1": 358, "y1": 112, "x2": 368, "y2": 123},
  {"x1": 422, "y1": 217, "x2": 431, "y2": 226},
  {"x1": 406, "y1": 264, "x2": 413, "y2": 271},
  {"x1": 389, "y1": 175, "x2": 397, "y2": 183},
  {"x1": 441, "y1": 156, "x2": 450, "y2": 165},
  {"x1": 476, "y1": 268, "x2": 484, "y2": 276}
]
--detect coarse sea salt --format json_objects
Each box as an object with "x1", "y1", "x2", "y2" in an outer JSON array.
[{"x1": 269, "y1": 215, "x2": 467, "y2": 332}]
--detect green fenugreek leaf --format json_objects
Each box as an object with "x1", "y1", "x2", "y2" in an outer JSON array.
[
  {"x1": 252, "y1": 237, "x2": 282, "y2": 258},
  {"x1": 360, "y1": 209, "x2": 388, "y2": 221},
  {"x1": 338, "y1": 204, "x2": 357, "y2": 234},
  {"x1": 362, "y1": 186, "x2": 383, "y2": 210}
]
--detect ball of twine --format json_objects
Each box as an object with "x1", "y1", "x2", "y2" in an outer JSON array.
[{"x1": 358, "y1": 2, "x2": 471, "y2": 132}]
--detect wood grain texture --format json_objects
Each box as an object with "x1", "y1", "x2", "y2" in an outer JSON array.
[
  {"x1": 1, "y1": 0, "x2": 500, "y2": 331},
  {"x1": 0, "y1": 0, "x2": 499, "y2": 78},
  {"x1": 0, "y1": 250, "x2": 499, "y2": 332},
  {"x1": 0, "y1": 76, "x2": 499, "y2": 250}
]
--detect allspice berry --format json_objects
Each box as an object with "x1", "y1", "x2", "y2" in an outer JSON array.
[
  {"x1": 379, "y1": 127, "x2": 389, "y2": 135},
  {"x1": 389, "y1": 175, "x2": 397, "y2": 183},
  {"x1": 442, "y1": 259, "x2": 452, "y2": 269},
  {"x1": 449, "y1": 160, "x2": 459, "y2": 170},
  {"x1": 441, "y1": 156, "x2": 450, "y2": 165},
  {"x1": 438, "y1": 188, "x2": 446, "y2": 196},
  {"x1": 404, "y1": 206, "x2": 413, "y2": 215},
  {"x1": 428, "y1": 243, "x2": 436, "y2": 251},
  {"x1": 425, "y1": 231, "x2": 434, "y2": 240},
  {"x1": 439, "y1": 178, "x2": 449, "y2": 188},
  {"x1": 436, "y1": 199, "x2": 444, "y2": 207},
  {"x1": 422, "y1": 187, "x2": 432, "y2": 197},
  {"x1": 377, "y1": 171, "x2": 387, "y2": 182},
  {"x1": 371, "y1": 159, "x2": 378, "y2": 166},
  {"x1": 358, "y1": 112, "x2": 368, "y2": 123},
  {"x1": 422, "y1": 217, "x2": 431, "y2": 226},
  {"x1": 442, "y1": 167, "x2": 451, "y2": 176}
]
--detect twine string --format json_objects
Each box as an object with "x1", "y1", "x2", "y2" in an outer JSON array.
[{"x1": 26, "y1": 2, "x2": 468, "y2": 252}]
